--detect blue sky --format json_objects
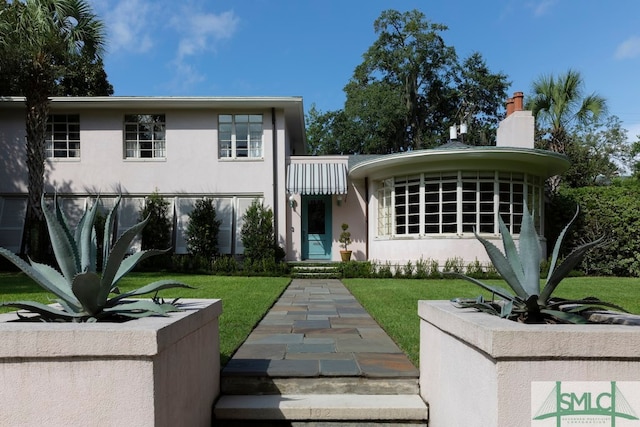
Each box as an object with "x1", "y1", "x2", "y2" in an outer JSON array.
[{"x1": 90, "y1": 0, "x2": 640, "y2": 139}]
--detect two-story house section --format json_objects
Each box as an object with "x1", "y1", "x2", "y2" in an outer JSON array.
[{"x1": 0, "y1": 96, "x2": 313, "y2": 257}]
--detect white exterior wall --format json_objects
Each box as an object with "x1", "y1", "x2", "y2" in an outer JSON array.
[
  {"x1": 419, "y1": 301, "x2": 640, "y2": 427},
  {"x1": 0, "y1": 102, "x2": 295, "y2": 255}
]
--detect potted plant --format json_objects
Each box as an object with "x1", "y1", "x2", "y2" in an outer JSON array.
[
  {"x1": 0, "y1": 195, "x2": 222, "y2": 426},
  {"x1": 418, "y1": 203, "x2": 640, "y2": 427},
  {"x1": 339, "y1": 223, "x2": 352, "y2": 262}
]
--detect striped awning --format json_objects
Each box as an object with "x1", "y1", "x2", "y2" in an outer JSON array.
[{"x1": 286, "y1": 163, "x2": 348, "y2": 195}]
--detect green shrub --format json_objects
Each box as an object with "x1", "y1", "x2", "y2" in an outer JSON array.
[
  {"x1": 443, "y1": 257, "x2": 464, "y2": 274},
  {"x1": 240, "y1": 199, "x2": 275, "y2": 262},
  {"x1": 139, "y1": 190, "x2": 172, "y2": 251},
  {"x1": 548, "y1": 181, "x2": 640, "y2": 276},
  {"x1": 212, "y1": 256, "x2": 239, "y2": 275},
  {"x1": 186, "y1": 198, "x2": 221, "y2": 260},
  {"x1": 170, "y1": 254, "x2": 211, "y2": 274},
  {"x1": 340, "y1": 261, "x2": 373, "y2": 278}
]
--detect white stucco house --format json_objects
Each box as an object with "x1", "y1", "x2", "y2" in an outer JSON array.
[{"x1": 0, "y1": 92, "x2": 568, "y2": 266}]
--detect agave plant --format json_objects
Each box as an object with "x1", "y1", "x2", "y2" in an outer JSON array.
[
  {"x1": 450, "y1": 202, "x2": 626, "y2": 324},
  {"x1": 0, "y1": 195, "x2": 191, "y2": 322}
]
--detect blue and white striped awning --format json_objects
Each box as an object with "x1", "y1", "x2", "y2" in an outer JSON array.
[{"x1": 286, "y1": 163, "x2": 348, "y2": 195}]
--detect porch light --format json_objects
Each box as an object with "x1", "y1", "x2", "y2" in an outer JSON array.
[
  {"x1": 288, "y1": 194, "x2": 297, "y2": 209},
  {"x1": 336, "y1": 195, "x2": 343, "y2": 206}
]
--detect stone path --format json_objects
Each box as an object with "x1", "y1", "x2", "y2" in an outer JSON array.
[{"x1": 214, "y1": 278, "x2": 428, "y2": 425}]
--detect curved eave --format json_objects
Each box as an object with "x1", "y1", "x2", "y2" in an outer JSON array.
[{"x1": 349, "y1": 147, "x2": 570, "y2": 180}]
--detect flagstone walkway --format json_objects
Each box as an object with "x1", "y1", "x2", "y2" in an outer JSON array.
[{"x1": 215, "y1": 278, "x2": 428, "y2": 425}]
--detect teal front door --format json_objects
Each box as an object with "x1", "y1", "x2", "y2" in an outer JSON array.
[{"x1": 302, "y1": 196, "x2": 332, "y2": 260}]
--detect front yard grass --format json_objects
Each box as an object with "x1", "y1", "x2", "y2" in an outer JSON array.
[
  {"x1": 2, "y1": 272, "x2": 639, "y2": 368},
  {"x1": 343, "y1": 277, "x2": 640, "y2": 367},
  {"x1": 0, "y1": 272, "x2": 290, "y2": 366}
]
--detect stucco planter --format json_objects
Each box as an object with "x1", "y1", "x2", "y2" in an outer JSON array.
[
  {"x1": 419, "y1": 300, "x2": 640, "y2": 427},
  {"x1": 0, "y1": 298, "x2": 222, "y2": 427}
]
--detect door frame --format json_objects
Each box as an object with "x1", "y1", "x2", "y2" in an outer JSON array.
[{"x1": 301, "y1": 195, "x2": 332, "y2": 260}]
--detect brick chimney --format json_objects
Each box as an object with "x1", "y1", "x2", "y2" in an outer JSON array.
[
  {"x1": 496, "y1": 91, "x2": 534, "y2": 148},
  {"x1": 506, "y1": 97, "x2": 514, "y2": 117},
  {"x1": 513, "y1": 91, "x2": 524, "y2": 112}
]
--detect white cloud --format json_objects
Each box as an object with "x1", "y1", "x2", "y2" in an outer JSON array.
[
  {"x1": 165, "y1": 7, "x2": 239, "y2": 91},
  {"x1": 171, "y1": 9, "x2": 239, "y2": 61},
  {"x1": 100, "y1": 0, "x2": 156, "y2": 54},
  {"x1": 615, "y1": 36, "x2": 640, "y2": 60}
]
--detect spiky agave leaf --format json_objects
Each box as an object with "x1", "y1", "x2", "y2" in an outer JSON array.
[
  {"x1": 29, "y1": 259, "x2": 82, "y2": 311},
  {"x1": 102, "y1": 299, "x2": 182, "y2": 318},
  {"x1": 546, "y1": 206, "x2": 580, "y2": 281},
  {"x1": 473, "y1": 231, "x2": 529, "y2": 299},
  {"x1": 447, "y1": 271, "x2": 518, "y2": 301},
  {"x1": 539, "y1": 235, "x2": 606, "y2": 302},
  {"x1": 497, "y1": 216, "x2": 525, "y2": 288},
  {"x1": 98, "y1": 216, "x2": 150, "y2": 303},
  {"x1": 41, "y1": 194, "x2": 79, "y2": 283},
  {"x1": 0, "y1": 248, "x2": 81, "y2": 308},
  {"x1": 0, "y1": 301, "x2": 81, "y2": 321},
  {"x1": 518, "y1": 203, "x2": 542, "y2": 297},
  {"x1": 71, "y1": 272, "x2": 102, "y2": 316},
  {"x1": 108, "y1": 279, "x2": 192, "y2": 305},
  {"x1": 77, "y1": 197, "x2": 100, "y2": 273},
  {"x1": 102, "y1": 196, "x2": 121, "y2": 266}
]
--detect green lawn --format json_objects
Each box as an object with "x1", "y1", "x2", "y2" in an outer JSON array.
[
  {"x1": 343, "y1": 277, "x2": 640, "y2": 366},
  {"x1": 2, "y1": 272, "x2": 639, "y2": 368},
  {"x1": 0, "y1": 272, "x2": 290, "y2": 366}
]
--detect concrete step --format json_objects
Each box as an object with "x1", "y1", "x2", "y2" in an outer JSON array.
[
  {"x1": 214, "y1": 394, "x2": 428, "y2": 425},
  {"x1": 221, "y1": 376, "x2": 420, "y2": 395}
]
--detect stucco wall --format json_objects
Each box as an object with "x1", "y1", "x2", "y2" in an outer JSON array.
[{"x1": 419, "y1": 301, "x2": 640, "y2": 427}]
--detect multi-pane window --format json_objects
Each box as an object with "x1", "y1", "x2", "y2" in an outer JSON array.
[
  {"x1": 377, "y1": 179, "x2": 392, "y2": 236},
  {"x1": 425, "y1": 174, "x2": 457, "y2": 234},
  {"x1": 462, "y1": 172, "x2": 495, "y2": 234},
  {"x1": 377, "y1": 171, "x2": 542, "y2": 237},
  {"x1": 395, "y1": 176, "x2": 420, "y2": 235},
  {"x1": 124, "y1": 114, "x2": 166, "y2": 159},
  {"x1": 219, "y1": 114, "x2": 263, "y2": 159},
  {"x1": 46, "y1": 114, "x2": 80, "y2": 158},
  {"x1": 499, "y1": 172, "x2": 524, "y2": 234}
]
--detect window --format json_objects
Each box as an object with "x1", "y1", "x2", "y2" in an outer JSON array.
[
  {"x1": 219, "y1": 114, "x2": 263, "y2": 159},
  {"x1": 124, "y1": 114, "x2": 166, "y2": 159},
  {"x1": 462, "y1": 172, "x2": 495, "y2": 234},
  {"x1": 377, "y1": 171, "x2": 542, "y2": 238},
  {"x1": 395, "y1": 176, "x2": 420, "y2": 235},
  {"x1": 46, "y1": 114, "x2": 80, "y2": 158},
  {"x1": 377, "y1": 179, "x2": 392, "y2": 236},
  {"x1": 425, "y1": 174, "x2": 457, "y2": 234}
]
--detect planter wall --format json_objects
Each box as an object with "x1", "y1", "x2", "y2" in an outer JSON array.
[
  {"x1": 419, "y1": 300, "x2": 640, "y2": 427},
  {"x1": 0, "y1": 299, "x2": 222, "y2": 427}
]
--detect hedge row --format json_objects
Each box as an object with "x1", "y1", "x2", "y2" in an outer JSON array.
[{"x1": 547, "y1": 180, "x2": 640, "y2": 277}]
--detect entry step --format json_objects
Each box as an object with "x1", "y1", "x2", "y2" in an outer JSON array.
[{"x1": 214, "y1": 394, "x2": 428, "y2": 422}]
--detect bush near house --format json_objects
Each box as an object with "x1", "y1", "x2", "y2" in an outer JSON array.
[
  {"x1": 547, "y1": 180, "x2": 640, "y2": 277},
  {"x1": 138, "y1": 191, "x2": 172, "y2": 270},
  {"x1": 240, "y1": 199, "x2": 287, "y2": 275},
  {"x1": 185, "y1": 198, "x2": 221, "y2": 261}
]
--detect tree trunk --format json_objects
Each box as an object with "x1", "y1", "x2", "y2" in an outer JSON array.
[{"x1": 20, "y1": 65, "x2": 52, "y2": 261}]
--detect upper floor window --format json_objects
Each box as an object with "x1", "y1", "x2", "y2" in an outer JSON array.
[
  {"x1": 124, "y1": 114, "x2": 166, "y2": 159},
  {"x1": 46, "y1": 114, "x2": 80, "y2": 158},
  {"x1": 219, "y1": 114, "x2": 263, "y2": 159}
]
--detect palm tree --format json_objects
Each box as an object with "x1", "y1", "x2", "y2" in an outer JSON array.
[
  {"x1": 527, "y1": 69, "x2": 607, "y2": 154},
  {"x1": 0, "y1": 0, "x2": 105, "y2": 258}
]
